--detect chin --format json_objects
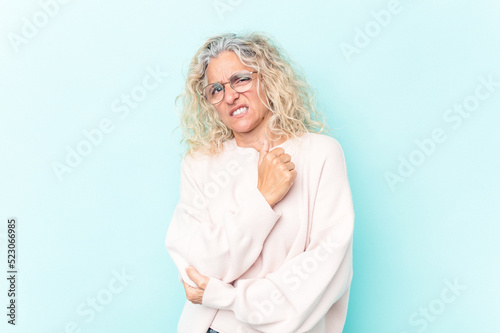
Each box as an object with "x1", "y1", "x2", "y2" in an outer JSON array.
[
  {"x1": 232, "y1": 127, "x2": 253, "y2": 134},
  {"x1": 230, "y1": 121, "x2": 256, "y2": 133}
]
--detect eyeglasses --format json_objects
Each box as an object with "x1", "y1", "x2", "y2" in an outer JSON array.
[{"x1": 202, "y1": 70, "x2": 258, "y2": 105}]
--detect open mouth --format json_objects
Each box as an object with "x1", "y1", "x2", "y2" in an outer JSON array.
[{"x1": 231, "y1": 106, "x2": 249, "y2": 117}]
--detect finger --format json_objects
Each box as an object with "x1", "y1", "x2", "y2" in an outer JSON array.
[
  {"x1": 269, "y1": 147, "x2": 284, "y2": 156},
  {"x1": 258, "y1": 140, "x2": 269, "y2": 165},
  {"x1": 185, "y1": 266, "x2": 209, "y2": 290},
  {"x1": 182, "y1": 280, "x2": 197, "y2": 291},
  {"x1": 284, "y1": 161, "x2": 295, "y2": 170},
  {"x1": 278, "y1": 153, "x2": 291, "y2": 163},
  {"x1": 182, "y1": 280, "x2": 191, "y2": 293},
  {"x1": 182, "y1": 280, "x2": 203, "y2": 304},
  {"x1": 182, "y1": 280, "x2": 194, "y2": 297}
]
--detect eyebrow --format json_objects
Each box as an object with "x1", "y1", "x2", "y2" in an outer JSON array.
[{"x1": 206, "y1": 70, "x2": 249, "y2": 85}]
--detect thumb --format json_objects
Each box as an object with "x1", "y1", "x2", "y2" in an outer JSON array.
[{"x1": 258, "y1": 140, "x2": 269, "y2": 165}]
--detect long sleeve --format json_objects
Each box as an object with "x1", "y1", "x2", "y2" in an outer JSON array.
[
  {"x1": 201, "y1": 140, "x2": 355, "y2": 333},
  {"x1": 165, "y1": 153, "x2": 283, "y2": 286}
]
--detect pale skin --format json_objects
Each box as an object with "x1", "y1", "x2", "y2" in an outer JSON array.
[{"x1": 182, "y1": 50, "x2": 297, "y2": 304}]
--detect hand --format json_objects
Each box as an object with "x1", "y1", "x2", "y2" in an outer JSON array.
[
  {"x1": 257, "y1": 140, "x2": 297, "y2": 208},
  {"x1": 182, "y1": 266, "x2": 210, "y2": 305}
]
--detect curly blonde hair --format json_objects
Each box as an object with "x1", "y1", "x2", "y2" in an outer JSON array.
[{"x1": 175, "y1": 31, "x2": 331, "y2": 156}]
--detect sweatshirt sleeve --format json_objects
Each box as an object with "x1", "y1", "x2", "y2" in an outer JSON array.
[
  {"x1": 165, "y1": 153, "x2": 283, "y2": 286},
  {"x1": 201, "y1": 140, "x2": 355, "y2": 333}
]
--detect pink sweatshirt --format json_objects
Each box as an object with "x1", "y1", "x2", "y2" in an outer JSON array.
[{"x1": 165, "y1": 132, "x2": 355, "y2": 333}]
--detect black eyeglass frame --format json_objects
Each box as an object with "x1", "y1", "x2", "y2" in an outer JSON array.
[{"x1": 201, "y1": 71, "x2": 258, "y2": 105}]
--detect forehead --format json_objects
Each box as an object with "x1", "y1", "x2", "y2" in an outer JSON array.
[{"x1": 205, "y1": 51, "x2": 254, "y2": 83}]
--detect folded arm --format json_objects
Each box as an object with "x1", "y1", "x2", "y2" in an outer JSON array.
[
  {"x1": 202, "y1": 214, "x2": 354, "y2": 332},
  {"x1": 201, "y1": 141, "x2": 355, "y2": 332},
  {"x1": 166, "y1": 154, "x2": 282, "y2": 286}
]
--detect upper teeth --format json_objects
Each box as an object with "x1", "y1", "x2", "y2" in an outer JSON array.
[{"x1": 232, "y1": 107, "x2": 248, "y2": 116}]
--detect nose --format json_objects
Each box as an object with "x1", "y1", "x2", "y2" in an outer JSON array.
[{"x1": 224, "y1": 84, "x2": 240, "y2": 104}]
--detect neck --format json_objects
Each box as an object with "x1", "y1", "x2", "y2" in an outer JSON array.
[
  {"x1": 234, "y1": 133, "x2": 286, "y2": 151},
  {"x1": 233, "y1": 112, "x2": 286, "y2": 151}
]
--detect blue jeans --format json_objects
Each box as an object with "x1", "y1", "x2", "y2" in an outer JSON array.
[{"x1": 207, "y1": 329, "x2": 219, "y2": 333}]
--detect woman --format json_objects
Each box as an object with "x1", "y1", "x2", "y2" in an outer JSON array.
[{"x1": 165, "y1": 32, "x2": 355, "y2": 333}]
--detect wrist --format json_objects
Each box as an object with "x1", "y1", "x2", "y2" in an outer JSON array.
[{"x1": 257, "y1": 186, "x2": 275, "y2": 208}]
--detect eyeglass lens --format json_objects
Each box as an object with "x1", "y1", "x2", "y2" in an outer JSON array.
[{"x1": 204, "y1": 72, "x2": 254, "y2": 104}]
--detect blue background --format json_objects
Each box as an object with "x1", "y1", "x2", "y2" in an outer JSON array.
[{"x1": 1, "y1": 0, "x2": 499, "y2": 332}]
